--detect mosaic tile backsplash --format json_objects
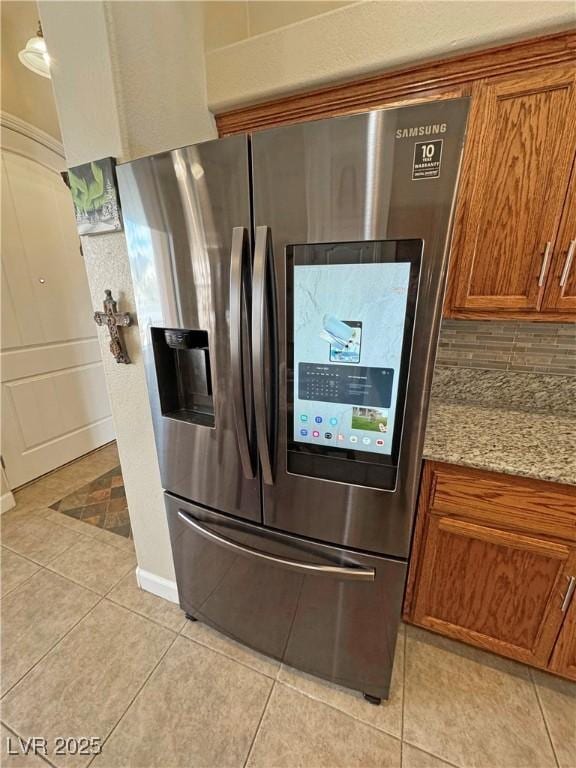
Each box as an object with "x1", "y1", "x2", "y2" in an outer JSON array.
[{"x1": 437, "y1": 320, "x2": 575, "y2": 376}]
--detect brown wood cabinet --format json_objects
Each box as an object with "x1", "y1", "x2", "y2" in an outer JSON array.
[
  {"x1": 405, "y1": 461, "x2": 576, "y2": 679},
  {"x1": 447, "y1": 65, "x2": 576, "y2": 319},
  {"x1": 217, "y1": 31, "x2": 576, "y2": 322},
  {"x1": 542, "y1": 162, "x2": 576, "y2": 313},
  {"x1": 549, "y1": 576, "x2": 576, "y2": 680}
]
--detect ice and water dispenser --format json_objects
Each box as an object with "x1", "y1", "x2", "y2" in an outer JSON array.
[{"x1": 151, "y1": 328, "x2": 214, "y2": 427}]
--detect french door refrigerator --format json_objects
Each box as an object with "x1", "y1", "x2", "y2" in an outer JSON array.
[{"x1": 117, "y1": 98, "x2": 469, "y2": 702}]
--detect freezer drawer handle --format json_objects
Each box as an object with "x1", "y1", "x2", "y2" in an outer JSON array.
[
  {"x1": 177, "y1": 510, "x2": 375, "y2": 581},
  {"x1": 252, "y1": 225, "x2": 277, "y2": 485},
  {"x1": 229, "y1": 226, "x2": 255, "y2": 479}
]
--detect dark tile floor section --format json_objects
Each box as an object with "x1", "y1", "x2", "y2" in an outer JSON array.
[{"x1": 50, "y1": 465, "x2": 132, "y2": 539}]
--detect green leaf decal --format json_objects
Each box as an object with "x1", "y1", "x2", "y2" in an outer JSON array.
[
  {"x1": 86, "y1": 162, "x2": 105, "y2": 211},
  {"x1": 69, "y1": 170, "x2": 89, "y2": 213}
]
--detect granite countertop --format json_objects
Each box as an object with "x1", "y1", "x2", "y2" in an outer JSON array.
[{"x1": 423, "y1": 369, "x2": 576, "y2": 486}]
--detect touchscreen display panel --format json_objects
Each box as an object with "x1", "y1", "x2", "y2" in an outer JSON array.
[{"x1": 291, "y1": 253, "x2": 415, "y2": 460}]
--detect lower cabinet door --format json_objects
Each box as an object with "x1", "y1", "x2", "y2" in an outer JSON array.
[
  {"x1": 549, "y1": 569, "x2": 576, "y2": 680},
  {"x1": 412, "y1": 514, "x2": 574, "y2": 667},
  {"x1": 165, "y1": 492, "x2": 407, "y2": 699}
]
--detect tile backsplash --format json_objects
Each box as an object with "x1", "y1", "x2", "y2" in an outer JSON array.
[{"x1": 437, "y1": 320, "x2": 575, "y2": 376}]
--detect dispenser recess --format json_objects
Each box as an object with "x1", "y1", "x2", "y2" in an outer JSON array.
[{"x1": 151, "y1": 328, "x2": 214, "y2": 427}]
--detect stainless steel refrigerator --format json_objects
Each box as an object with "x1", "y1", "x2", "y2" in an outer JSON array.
[{"x1": 117, "y1": 99, "x2": 469, "y2": 703}]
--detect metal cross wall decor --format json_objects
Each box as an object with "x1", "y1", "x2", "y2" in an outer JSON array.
[{"x1": 94, "y1": 290, "x2": 132, "y2": 364}]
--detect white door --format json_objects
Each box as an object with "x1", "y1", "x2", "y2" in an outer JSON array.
[{"x1": 1, "y1": 141, "x2": 114, "y2": 489}]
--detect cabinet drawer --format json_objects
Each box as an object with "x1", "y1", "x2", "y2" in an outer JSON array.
[{"x1": 430, "y1": 463, "x2": 576, "y2": 543}]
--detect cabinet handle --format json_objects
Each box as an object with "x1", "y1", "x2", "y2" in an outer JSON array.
[
  {"x1": 560, "y1": 575, "x2": 576, "y2": 613},
  {"x1": 538, "y1": 242, "x2": 552, "y2": 287},
  {"x1": 559, "y1": 240, "x2": 576, "y2": 288},
  {"x1": 177, "y1": 510, "x2": 375, "y2": 581}
]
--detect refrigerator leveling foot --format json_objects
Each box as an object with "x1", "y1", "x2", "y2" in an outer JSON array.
[
  {"x1": 363, "y1": 693, "x2": 382, "y2": 706},
  {"x1": 185, "y1": 613, "x2": 198, "y2": 622}
]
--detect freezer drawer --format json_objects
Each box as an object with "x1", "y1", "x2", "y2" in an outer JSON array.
[{"x1": 166, "y1": 492, "x2": 407, "y2": 699}]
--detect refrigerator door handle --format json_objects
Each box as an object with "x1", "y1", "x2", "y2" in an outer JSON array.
[
  {"x1": 252, "y1": 225, "x2": 276, "y2": 485},
  {"x1": 177, "y1": 510, "x2": 376, "y2": 581},
  {"x1": 229, "y1": 226, "x2": 255, "y2": 479}
]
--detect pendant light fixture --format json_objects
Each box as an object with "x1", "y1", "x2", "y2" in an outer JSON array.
[{"x1": 18, "y1": 21, "x2": 51, "y2": 79}]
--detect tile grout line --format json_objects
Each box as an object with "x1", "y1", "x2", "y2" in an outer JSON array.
[
  {"x1": 43, "y1": 508, "x2": 132, "y2": 549},
  {"x1": 1, "y1": 591, "x2": 106, "y2": 702},
  {"x1": 2, "y1": 524, "x2": 96, "y2": 570},
  {"x1": 176, "y1": 628, "x2": 279, "y2": 682},
  {"x1": 85, "y1": 631, "x2": 181, "y2": 768},
  {"x1": 401, "y1": 739, "x2": 462, "y2": 768},
  {"x1": 271, "y1": 678, "x2": 403, "y2": 744},
  {"x1": 0, "y1": 567, "x2": 41, "y2": 601},
  {"x1": 44, "y1": 553, "x2": 136, "y2": 598},
  {"x1": 1, "y1": 720, "x2": 58, "y2": 768},
  {"x1": 530, "y1": 669, "x2": 561, "y2": 768},
  {"x1": 103, "y1": 595, "x2": 187, "y2": 635},
  {"x1": 0, "y1": 548, "x2": 43, "y2": 599},
  {"x1": 1, "y1": 561, "x2": 139, "y2": 702},
  {"x1": 242, "y1": 679, "x2": 276, "y2": 768}
]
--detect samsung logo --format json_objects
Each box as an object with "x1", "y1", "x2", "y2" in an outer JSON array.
[{"x1": 395, "y1": 123, "x2": 447, "y2": 139}]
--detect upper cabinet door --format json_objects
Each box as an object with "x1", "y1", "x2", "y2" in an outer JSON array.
[
  {"x1": 450, "y1": 65, "x2": 576, "y2": 314},
  {"x1": 542, "y1": 158, "x2": 576, "y2": 313}
]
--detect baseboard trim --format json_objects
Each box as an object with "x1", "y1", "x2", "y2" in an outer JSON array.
[
  {"x1": 136, "y1": 566, "x2": 179, "y2": 604},
  {"x1": 1, "y1": 491, "x2": 16, "y2": 514}
]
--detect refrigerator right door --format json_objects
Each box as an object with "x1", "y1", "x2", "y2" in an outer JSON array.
[{"x1": 252, "y1": 99, "x2": 469, "y2": 557}]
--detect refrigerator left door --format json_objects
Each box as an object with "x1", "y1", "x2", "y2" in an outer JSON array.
[{"x1": 117, "y1": 135, "x2": 261, "y2": 521}]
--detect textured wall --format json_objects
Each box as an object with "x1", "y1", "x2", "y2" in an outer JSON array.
[
  {"x1": 106, "y1": 1, "x2": 215, "y2": 159},
  {"x1": 38, "y1": 0, "x2": 216, "y2": 585},
  {"x1": 81, "y1": 234, "x2": 170, "y2": 578},
  {"x1": 205, "y1": 0, "x2": 575, "y2": 109},
  {"x1": 1, "y1": 1, "x2": 62, "y2": 140},
  {"x1": 203, "y1": 1, "x2": 353, "y2": 50},
  {"x1": 38, "y1": 1, "x2": 124, "y2": 167},
  {"x1": 438, "y1": 320, "x2": 576, "y2": 376}
]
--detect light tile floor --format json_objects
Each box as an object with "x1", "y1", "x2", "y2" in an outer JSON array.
[{"x1": 1, "y1": 444, "x2": 575, "y2": 768}]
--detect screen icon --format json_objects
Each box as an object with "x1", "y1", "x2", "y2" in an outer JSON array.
[
  {"x1": 300, "y1": 414, "x2": 308, "y2": 422},
  {"x1": 324, "y1": 432, "x2": 333, "y2": 439},
  {"x1": 300, "y1": 429, "x2": 308, "y2": 437},
  {"x1": 314, "y1": 416, "x2": 323, "y2": 424},
  {"x1": 376, "y1": 439, "x2": 385, "y2": 446},
  {"x1": 312, "y1": 430, "x2": 320, "y2": 438},
  {"x1": 362, "y1": 437, "x2": 371, "y2": 445},
  {"x1": 329, "y1": 417, "x2": 338, "y2": 426},
  {"x1": 349, "y1": 435, "x2": 358, "y2": 444}
]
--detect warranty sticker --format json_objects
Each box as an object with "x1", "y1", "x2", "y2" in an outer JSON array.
[{"x1": 412, "y1": 140, "x2": 443, "y2": 180}]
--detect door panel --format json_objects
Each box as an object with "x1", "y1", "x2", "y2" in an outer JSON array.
[
  {"x1": 1, "y1": 152, "x2": 113, "y2": 488},
  {"x1": 117, "y1": 136, "x2": 260, "y2": 521},
  {"x1": 166, "y1": 492, "x2": 406, "y2": 699},
  {"x1": 542, "y1": 157, "x2": 576, "y2": 313},
  {"x1": 549, "y1": 563, "x2": 576, "y2": 680},
  {"x1": 451, "y1": 65, "x2": 576, "y2": 312},
  {"x1": 252, "y1": 100, "x2": 469, "y2": 557},
  {"x1": 413, "y1": 515, "x2": 574, "y2": 667}
]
